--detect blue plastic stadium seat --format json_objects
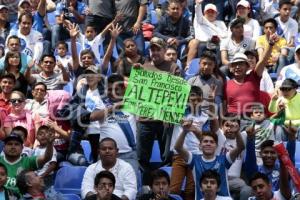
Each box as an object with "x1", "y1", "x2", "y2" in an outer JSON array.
[
  {"x1": 185, "y1": 58, "x2": 200, "y2": 80},
  {"x1": 169, "y1": 194, "x2": 183, "y2": 200},
  {"x1": 80, "y1": 140, "x2": 93, "y2": 164},
  {"x1": 150, "y1": 140, "x2": 162, "y2": 163},
  {"x1": 62, "y1": 194, "x2": 81, "y2": 200},
  {"x1": 150, "y1": 10, "x2": 158, "y2": 25},
  {"x1": 295, "y1": 141, "x2": 300, "y2": 168},
  {"x1": 54, "y1": 166, "x2": 87, "y2": 195},
  {"x1": 160, "y1": 166, "x2": 186, "y2": 191}
]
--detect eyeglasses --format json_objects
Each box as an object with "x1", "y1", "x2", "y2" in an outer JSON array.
[
  {"x1": 9, "y1": 98, "x2": 24, "y2": 104},
  {"x1": 279, "y1": 87, "x2": 293, "y2": 92}
]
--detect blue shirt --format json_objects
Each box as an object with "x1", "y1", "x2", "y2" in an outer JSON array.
[
  {"x1": 55, "y1": 1, "x2": 86, "y2": 24},
  {"x1": 188, "y1": 152, "x2": 232, "y2": 199}
]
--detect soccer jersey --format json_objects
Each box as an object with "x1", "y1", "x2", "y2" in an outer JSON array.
[
  {"x1": 188, "y1": 152, "x2": 232, "y2": 199},
  {"x1": 0, "y1": 155, "x2": 38, "y2": 193}
]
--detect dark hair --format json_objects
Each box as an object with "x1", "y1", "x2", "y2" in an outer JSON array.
[
  {"x1": 33, "y1": 82, "x2": 47, "y2": 91},
  {"x1": 200, "y1": 51, "x2": 217, "y2": 66},
  {"x1": 18, "y1": 12, "x2": 33, "y2": 24},
  {"x1": 249, "y1": 172, "x2": 270, "y2": 185},
  {"x1": 260, "y1": 140, "x2": 274, "y2": 151},
  {"x1": 221, "y1": 113, "x2": 241, "y2": 126},
  {"x1": 16, "y1": 169, "x2": 31, "y2": 195},
  {"x1": 251, "y1": 104, "x2": 265, "y2": 113},
  {"x1": 200, "y1": 132, "x2": 218, "y2": 144},
  {"x1": 263, "y1": 18, "x2": 278, "y2": 29},
  {"x1": 40, "y1": 54, "x2": 56, "y2": 63},
  {"x1": 56, "y1": 41, "x2": 68, "y2": 51},
  {"x1": 0, "y1": 163, "x2": 7, "y2": 174},
  {"x1": 279, "y1": 0, "x2": 293, "y2": 9},
  {"x1": 99, "y1": 137, "x2": 118, "y2": 149},
  {"x1": 244, "y1": 50, "x2": 259, "y2": 62},
  {"x1": 200, "y1": 170, "x2": 221, "y2": 187},
  {"x1": 12, "y1": 126, "x2": 28, "y2": 139},
  {"x1": 4, "y1": 51, "x2": 22, "y2": 71},
  {"x1": 150, "y1": 169, "x2": 170, "y2": 186},
  {"x1": 168, "y1": 0, "x2": 182, "y2": 6},
  {"x1": 166, "y1": 45, "x2": 177, "y2": 52},
  {"x1": 7, "y1": 35, "x2": 20, "y2": 44},
  {"x1": 190, "y1": 86, "x2": 203, "y2": 97},
  {"x1": 37, "y1": 125, "x2": 50, "y2": 134},
  {"x1": 0, "y1": 73, "x2": 16, "y2": 83},
  {"x1": 80, "y1": 49, "x2": 95, "y2": 60},
  {"x1": 107, "y1": 74, "x2": 125, "y2": 88},
  {"x1": 94, "y1": 171, "x2": 116, "y2": 187}
]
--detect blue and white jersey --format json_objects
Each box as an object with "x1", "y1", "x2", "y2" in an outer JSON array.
[{"x1": 188, "y1": 151, "x2": 232, "y2": 200}]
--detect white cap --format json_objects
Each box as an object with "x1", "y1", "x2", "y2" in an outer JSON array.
[
  {"x1": 204, "y1": 3, "x2": 217, "y2": 13},
  {"x1": 230, "y1": 53, "x2": 248, "y2": 64},
  {"x1": 0, "y1": 5, "x2": 8, "y2": 10},
  {"x1": 237, "y1": 0, "x2": 250, "y2": 8},
  {"x1": 18, "y1": 0, "x2": 31, "y2": 7}
]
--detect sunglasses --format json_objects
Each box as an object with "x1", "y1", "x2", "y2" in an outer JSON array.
[
  {"x1": 280, "y1": 87, "x2": 293, "y2": 92},
  {"x1": 10, "y1": 98, "x2": 24, "y2": 104}
]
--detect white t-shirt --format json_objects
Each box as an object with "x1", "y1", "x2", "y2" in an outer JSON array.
[
  {"x1": 85, "y1": 88, "x2": 105, "y2": 134},
  {"x1": 55, "y1": 55, "x2": 73, "y2": 73},
  {"x1": 228, "y1": 19, "x2": 261, "y2": 41},
  {"x1": 100, "y1": 112, "x2": 137, "y2": 153},
  {"x1": 275, "y1": 17, "x2": 298, "y2": 43},
  {"x1": 201, "y1": 195, "x2": 233, "y2": 200},
  {"x1": 248, "y1": 190, "x2": 286, "y2": 200},
  {"x1": 261, "y1": 0, "x2": 280, "y2": 21},
  {"x1": 276, "y1": 63, "x2": 300, "y2": 91},
  {"x1": 220, "y1": 37, "x2": 255, "y2": 61},
  {"x1": 247, "y1": 69, "x2": 274, "y2": 94},
  {"x1": 193, "y1": 4, "x2": 227, "y2": 42},
  {"x1": 32, "y1": 146, "x2": 57, "y2": 176},
  {"x1": 7, "y1": 29, "x2": 43, "y2": 61}
]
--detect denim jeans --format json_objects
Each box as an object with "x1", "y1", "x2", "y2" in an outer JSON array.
[{"x1": 51, "y1": 24, "x2": 70, "y2": 49}]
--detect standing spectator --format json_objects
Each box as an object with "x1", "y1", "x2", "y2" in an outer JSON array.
[
  {"x1": 256, "y1": 18, "x2": 288, "y2": 75},
  {"x1": 0, "y1": 0, "x2": 18, "y2": 23},
  {"x1": 0, "y1": 5, "x2": 10, "y2": 44},
  {"x1": 81, "y1": 138, "x2": 137, "y2": 200},
  {"x1": 16, "y1": 169, "x2": 64, "y2": 200},
  {"x1": 85, "y1": 171, "x2": 122, "y2": 200},
  {"x1": 0, "y1": 133, "x2": 54, "y2": 193},
  {"x1": 275, "y1": 0, "x2": 298, "y2": 47},
  {"x1": 7, "y1": 12, "x2": 44, "y2": 62},
  {"x1": 115, "y1": 0, "x2": 147, "y2": 53},
  {"x1": 52, "y1": 0, "x2": 87, "y2": 49},
  {"x1": 201, "y1": 0, "x2": 225, "y2": 20},
  {"x1": 85, "y1": 0, "x2": 115, "y2": 34}
]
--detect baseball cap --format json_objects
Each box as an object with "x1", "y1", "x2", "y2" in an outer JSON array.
[
  {"x1": 229, "y1": 17, "x2": 245, "y2": 29},
  {"x1": 237, "y1": 0, "x2": 250, "y2": 8},
  {"x1": 4, "y1": 133, "x2": 23, "y2": 144},
  {"x1": 0, "y1": 5, "x2": 8, "y2": 10},
  {"x1": 18, "y1": 0, "x2": 31, "y2": 7},
  {"x1": 84, "y1": 66, "x2": 98, "y2": 74},
  {"x1": 229, "y1": 52, "x2": 248, "y2": 64},
  {"x1": 150, "y1": 37, "x2": 166, "y2": 49},
  {"x1": 204, "y1": 4, "x2": 217, "y2": 13},
  {"x1": 280, "y1": 78, "x2": 298, "y2": 89}
]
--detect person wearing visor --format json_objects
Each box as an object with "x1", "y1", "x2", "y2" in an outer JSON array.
[{"x1": 269, "y1": 78, "x2": 300, "y2": 127}]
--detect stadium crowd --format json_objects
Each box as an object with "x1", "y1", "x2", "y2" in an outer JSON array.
[{"x1": 0, "y1": 0, "x2": 299, "y2": 199}]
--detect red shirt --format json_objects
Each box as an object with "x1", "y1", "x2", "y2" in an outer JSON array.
[
  {"x1": 225, "y1": 71, "x2": 261, "y2": 114},
  {"x1": 0, "y1": 93, "x2": 11, "y2": 114}
]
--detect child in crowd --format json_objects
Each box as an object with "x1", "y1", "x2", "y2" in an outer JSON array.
[
  {"x1": 32, "y1": 125, "x2": 57, "y2": 188},
  {"x1": 0, "y1": 163, "x2": 19, "y2": 199},
  {"x1": 200, "y1": 170, "x2": 232, "y2": 200},
  {"x1": 55, "y1": 41, "x2": 73, "y2": 73},
  {"x1": 11, "y1": 126, "x2": 33, "y2": 157},
  {"x1": 139, "y1": 169, "x2": 177, "y2": 200}
]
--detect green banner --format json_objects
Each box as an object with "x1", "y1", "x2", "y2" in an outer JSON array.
[{"x1": 123, "y1": 68, "x2": 191, "y2": 124}]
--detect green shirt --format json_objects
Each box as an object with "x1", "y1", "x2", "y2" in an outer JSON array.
[{"x1": 0, "y1": 156, "x2": 38, "y2": 193}]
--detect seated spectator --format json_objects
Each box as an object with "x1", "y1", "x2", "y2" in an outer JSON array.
[
  {"x1": 0, "y1": 163, "x2": 19, "y2": 199},
  {"x1": 4, "y1": 91, "x2": 40, "y2": 147},
  {"x1": 153, "y1": 0, "x2": 194, "y2": 60},
  {"x1": 256, "y1": 18, "x2": 288, "y2": 74},
  {"x1": 85, "y1": 171, "x2": 122, "y2": 200},
  {"x1": 81, "y1": 138, "x2": 137, "y2": 200},
  {"x1": 200, "y1": 170, "x2": 233, "y2": 200},
  {"x1": 164, "y1": 45, "x2": 178, "y2": 63},
  {"x1": 249, "y1": 171, "x2": 291, "y2": 200},
  {"x1": 27, "y1": 54, "x2": 69, "y2": 90},
  {"x1": 220, "y1": 18, "x2": 255, "y2": 70},
  {"x1": 1, "y1": 51, "x2": 31, "y2": 95},
  {"x1": 245, "y1": 50, "x2": 274, "y2": 94},
  {"x1": 139, "y1": 169, "x2": 177, "y2": 200},
  {"x1": 114, "y1": 39, "x2": 146, "y2": 77},
  {"x1": 276, "y1": 44, "x2": 300, "y2": 90},
  {"x1": 175, "y1": 129, "x2": 244, "y2": 199},
  {"x1": 189, "y1": 1, "x2": 227, "y2": 64},
  {"x1": 233, "y1": 0, "x2": 261, "y2": 41},
  {"x1": 0, "y1": 35, "x2": 32, "y2": 74},
  {"x1": 275, "y1": 0, "x2": 298, "y2": 47},
  {"x1": 0, "y1": 133, "x2": 54, "y2": 193},
  {"x1": 32, "y1": 125, "x2": 57, "y2": 188},
  {"x1": 0, "y1": 5, "x2": 10, "y2": 43},
  {"x1": 0, "y1": 74, "x2": 15, "y2": 115},
  {"x1": 7, "y1": 12, "x2": 44, "y2": 62},
  {"x1": 16, "y1": 169, "x2": 64, "y2": 200},
  {"x1": 269, "y1": 78, "x2": 300, "y2": 127},
  {"x1": 51, "y1": 0, "x2": 86, "y2": 49}
]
